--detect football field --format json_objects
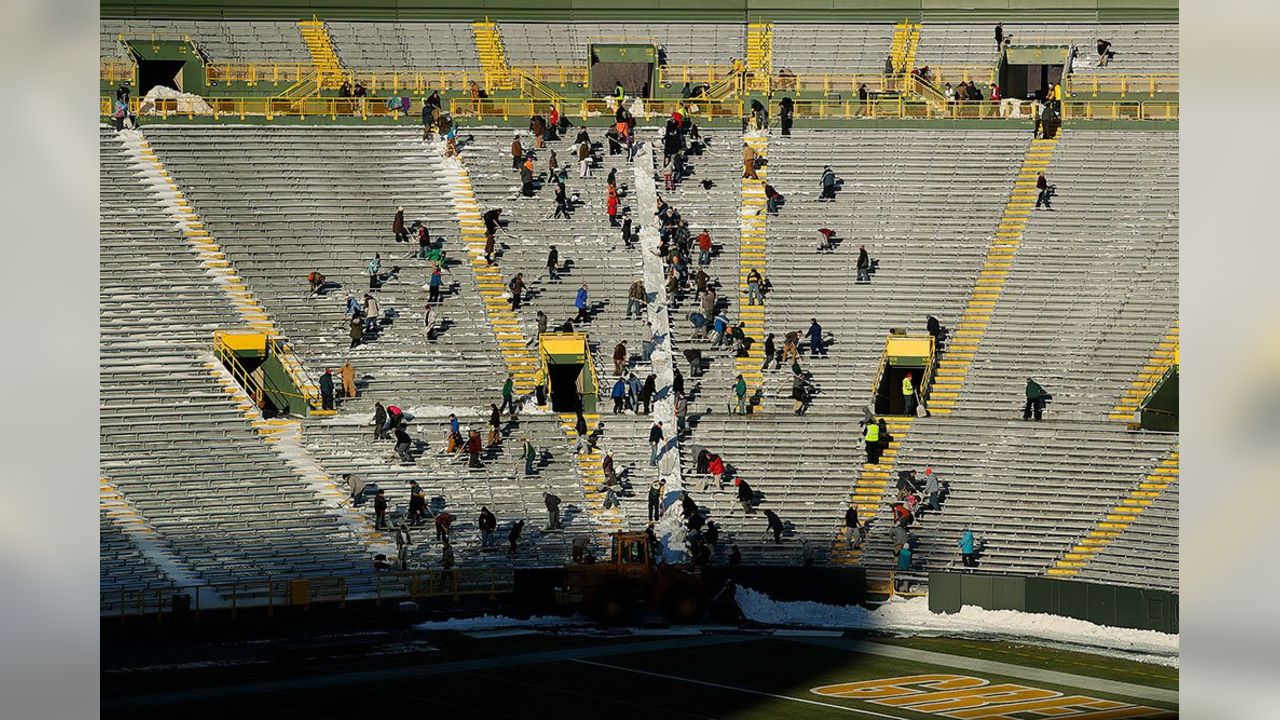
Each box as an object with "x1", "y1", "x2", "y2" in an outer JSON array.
[{"x1": 103, "y1": 631, "x2": 1178, "y2": 719}]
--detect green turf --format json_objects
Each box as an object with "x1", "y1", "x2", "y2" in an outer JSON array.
[
  {"x1": 873, "y1": 635, "x2": 1179, "y2": 690},
  {"x1": 103, "y1": 632, "x2": 1179, "y2": 719}
]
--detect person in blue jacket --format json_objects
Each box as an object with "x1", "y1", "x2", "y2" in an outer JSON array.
[
  {"x1": 898, "y1": 544, "x2": 913, "y2": 570},
  {"x1": 574, "y1": 284, "x2": 591, "y2": 324},
  {"x1": 611, "y1": 377, "x2": 627, "y2": 414},
  {"x1": 959, "y1": 528, "x2": 977, "y2": 567},
  {"x1": 806, "y1": 318, "x2": 826, "y2": 356},
  {"x1": 711, "y1": 313, "x2": 729, "y2": 346}
]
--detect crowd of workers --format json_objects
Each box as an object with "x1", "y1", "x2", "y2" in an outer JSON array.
[{"x1": 256, "y1": 50, "x2": 1091, "y2": 582}]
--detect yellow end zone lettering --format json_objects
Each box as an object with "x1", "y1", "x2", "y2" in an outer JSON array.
[{"x1": 811, "y1": 674, "x2": 1174, "y2": 719}]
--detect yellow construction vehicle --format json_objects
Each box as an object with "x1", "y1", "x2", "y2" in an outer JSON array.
[{"x1": 554, "y1": 531, "x2": 709, "y2": 623}]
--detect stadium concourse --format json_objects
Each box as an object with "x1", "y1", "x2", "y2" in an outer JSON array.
[{"x1": 99, "y1": 12, "x2": 1178, "y2": 624}]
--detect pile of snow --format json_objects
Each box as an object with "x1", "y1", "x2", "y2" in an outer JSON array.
[
  {"x1": 651, "y1": 502, "x2": 691, "y2": 564},
  {"x1": 735, "y1": 587, "x2": 1179, "y2": 660},
  {"x1": 139, "y1": 86, "x2": 213, "y2": 115},
  {"x1": 413, "y1": 613, "x2": 582, "y2": 631}
]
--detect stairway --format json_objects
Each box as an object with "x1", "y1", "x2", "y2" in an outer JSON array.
[
  {"x1": 829, "y1": 417, "x2": 914, "y2": 565},
  {"x1": 737, "y1": 134, "x2": 769, "y2": 410},
  {"x1": 889, "y1": 20, "x2": 922, "y2": 87},
  {"x1": 1110, "y1": 324, "x2": 1179, "y2": 421},
  {"x1": 745, "y1": 23, "x2": 773, "y2": 93},
  {"x1": 472, "y1": 20, "x2": 513, "y2": 90},
  {"x1": 928, "y1": 135, "x2": 1060, "y2": 416},
  {"x1": 559, "y1": 413, "x2": 626, "y2": 535},
  {"x1": 298, "y1": 19, "x2": 345, "y2": 90},
  {"x1": 1047, "y1": 451, "x2": 1178, "y2": 577},
  {"x1": 118, "y1": 130, "x2": 327, "y2": 415},
  {"x1": 434, "y1": 146, "x2": 540, "y2": 394}
]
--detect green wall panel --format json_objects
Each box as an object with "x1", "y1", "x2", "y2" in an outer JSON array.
[
  {"x1": 1056, "y1": 579, "x2": 1089, "y2": 621},
  {"x1": 929, "y1": 573, "x2": 1179, "y2": 634},
  {"x1": 1114, "y1": 585, "x2": 1145, "y2": 629},
  {"x1": 927, "y1": 572, "x2": 963, "y2": 613},
  {"x1": 1086, "y1": 583, "x2": 1118, "y2": 627},
  {"x1": 991, "y1": 575, "x2": 1026, "y2": 611}
]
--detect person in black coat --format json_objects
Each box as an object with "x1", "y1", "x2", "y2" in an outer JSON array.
[
  {"x1": 764, "y1": 509, "x2": 784, "y2": 544},
  {"x1": 394, "y1": 425, "x2": 414, "y2": 464},
  {"x1": 543, "y1": 491, "x2": 562, "y2": 530},
  {"x1": 639, "y1": 373, "x2": 656, "y2": 414},
  {"x1": 736, "y1": 478, "x2": 755, "y2": 514},
  {"x1": 778, "y1": 96, "x2": 794, "y2": 136},
  {"x1": 407, "y1": 488, "x2": 426, "y2": 526},
  {"x1": 374, "y1": 489, "x2": 388, "y2": 529},
  {"x1": 478, "y1": 506, "x2": 497, "y2": 548},
  {"x1": 507, "y1": 519, "x2": 524, "y2": 555},
  {"x1": 844, "y1": 505, "x2": 860, "y2": 549},
  {"x1": 318, "y1": 369, "x2": 335, "y2": 410},
  {"x1": 680, "y1": 491, "x2": 698, "y2": 520}
]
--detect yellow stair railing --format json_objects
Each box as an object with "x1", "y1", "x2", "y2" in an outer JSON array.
[
  {"x1": 745, "y1": 23, "x2": 773, "y2": 93},
  {"x1": 830, "y1": 417, "x2": 916, "y2": 565},
  {"x1": 472, "y1": 19, "x2": 513, "y2": 91},
  {"x1": 927, "y1": 135, "x2": 1061, "y2": 415},
  {"x1": 736, "y1": 134, "x2": 769, "y2": 411},
  {"x1": 1110, "y1": 325, "x2": 1179, "y2": 421},
  {"x1": 297, "y1": 18, "x2": 345, "y2": 90},
  {"x1": 1047, "y1": 451, "x2": 1178, "y2": 577},
  {"x1": 888, "y1": 20, "x2": 921, "y2": 92}
]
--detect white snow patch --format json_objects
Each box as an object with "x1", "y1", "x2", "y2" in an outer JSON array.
[
  {"x1": 139, "y1": 86, "x2": 213, "y2": 115},
  {"x1": 413, "y1": 613, "x2": 584, "y2": 631},
  {"x1": 735, "y1": 588, "x2": 1179, "y2": 662}
]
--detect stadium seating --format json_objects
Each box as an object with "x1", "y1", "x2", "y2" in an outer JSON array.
[
  {"x1": 756, "y1": 128, "x2": 1027, "y2": 411},
  {"x1": 326, "y1": 21, "x2": 482, "y2": 74},
  {"x1": 655, "y1": 126, "x2": 748, "y2": 407},
  {"x1": 98, "y1": 14, "x2": 1181, "y2": 601},
  {"x1": 101, "y1": 18, "x2": 311, "y2": 63},
  {"x1": 100, "y1": 512, "x2": 174, "y2": 598},
  {"x1": 498, "y1": 22, "x2": 746, "y2": 68},
  {"x1": 872, "y1": 416, "x2": 1177, "y2": 586},
  {"x1": 456, "y1": 126, "x2": 665, "y2": 521},
  {"x1": 1075, "y1": 481, "x2": 1178, "y2": 591},
  {"x1": 142, "y1": 125, "x2": 510, "y2": 408},
  {"x1": 949, "y1": 131, "x2": 1178, "y2": 422},
  {"x1": 100, "y1": 127, "x2": 380, "y2": 600},
  {"x1": 458, "y1": 126, "x2": 652, "y2": 391},
  {"x1": 914, "y1": 23, "x2": 1179, "y2": 76},
  {"x1": 772, "y1": 23, "x2": 896, "y2": 76}
]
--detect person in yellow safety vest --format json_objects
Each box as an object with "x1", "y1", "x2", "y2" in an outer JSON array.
[
  {"x1": 614, "y1": 82, "x2": 625, "y2": 103},
  {"x1": 864, "y1": 419, "x2": 882, "y2": 465},
  {"x1": 533, "y1": 367, "x2": 547, "y2": 406},
  {"x1": 903, "y1": 372, "x2": 917, "y2": 416},
  {"x1": 1050, "y1": 81, "x2": 1062, "y2": 111}
]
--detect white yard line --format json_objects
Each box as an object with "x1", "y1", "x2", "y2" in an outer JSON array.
[{"x1": 572, "y1": 659, "x2": 903, "y2": 718}]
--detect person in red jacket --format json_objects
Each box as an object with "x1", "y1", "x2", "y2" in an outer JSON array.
[
  {"x1": 465, "y1": 429, "x2": 483, "y2": 468},
  {"x1": 697, "y1": 229, "x2": 713, "y2": 265},
  {"x1": 707, "y1": 455, "x2": 726, "y2": 491},
  {"x1": 434, "y1": 511, "x2": 455, "y2": 541},
  {"x1": 607, "y1": 191, "x2": 620, "y2": 226}
]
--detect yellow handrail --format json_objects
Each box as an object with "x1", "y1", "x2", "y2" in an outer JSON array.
[
  {"x1": 101, "y1": 94, "x2": 1178, "y2": 123},
  {"x1": 103, "y1": 568, "x2": 512, "y2": 618},
  {"x1": 1065, "y1": 73, "x2": 1179, "y2": 97},
  {"x1": 447, "y1": 96, "x2": 745, "y2": 122}
]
